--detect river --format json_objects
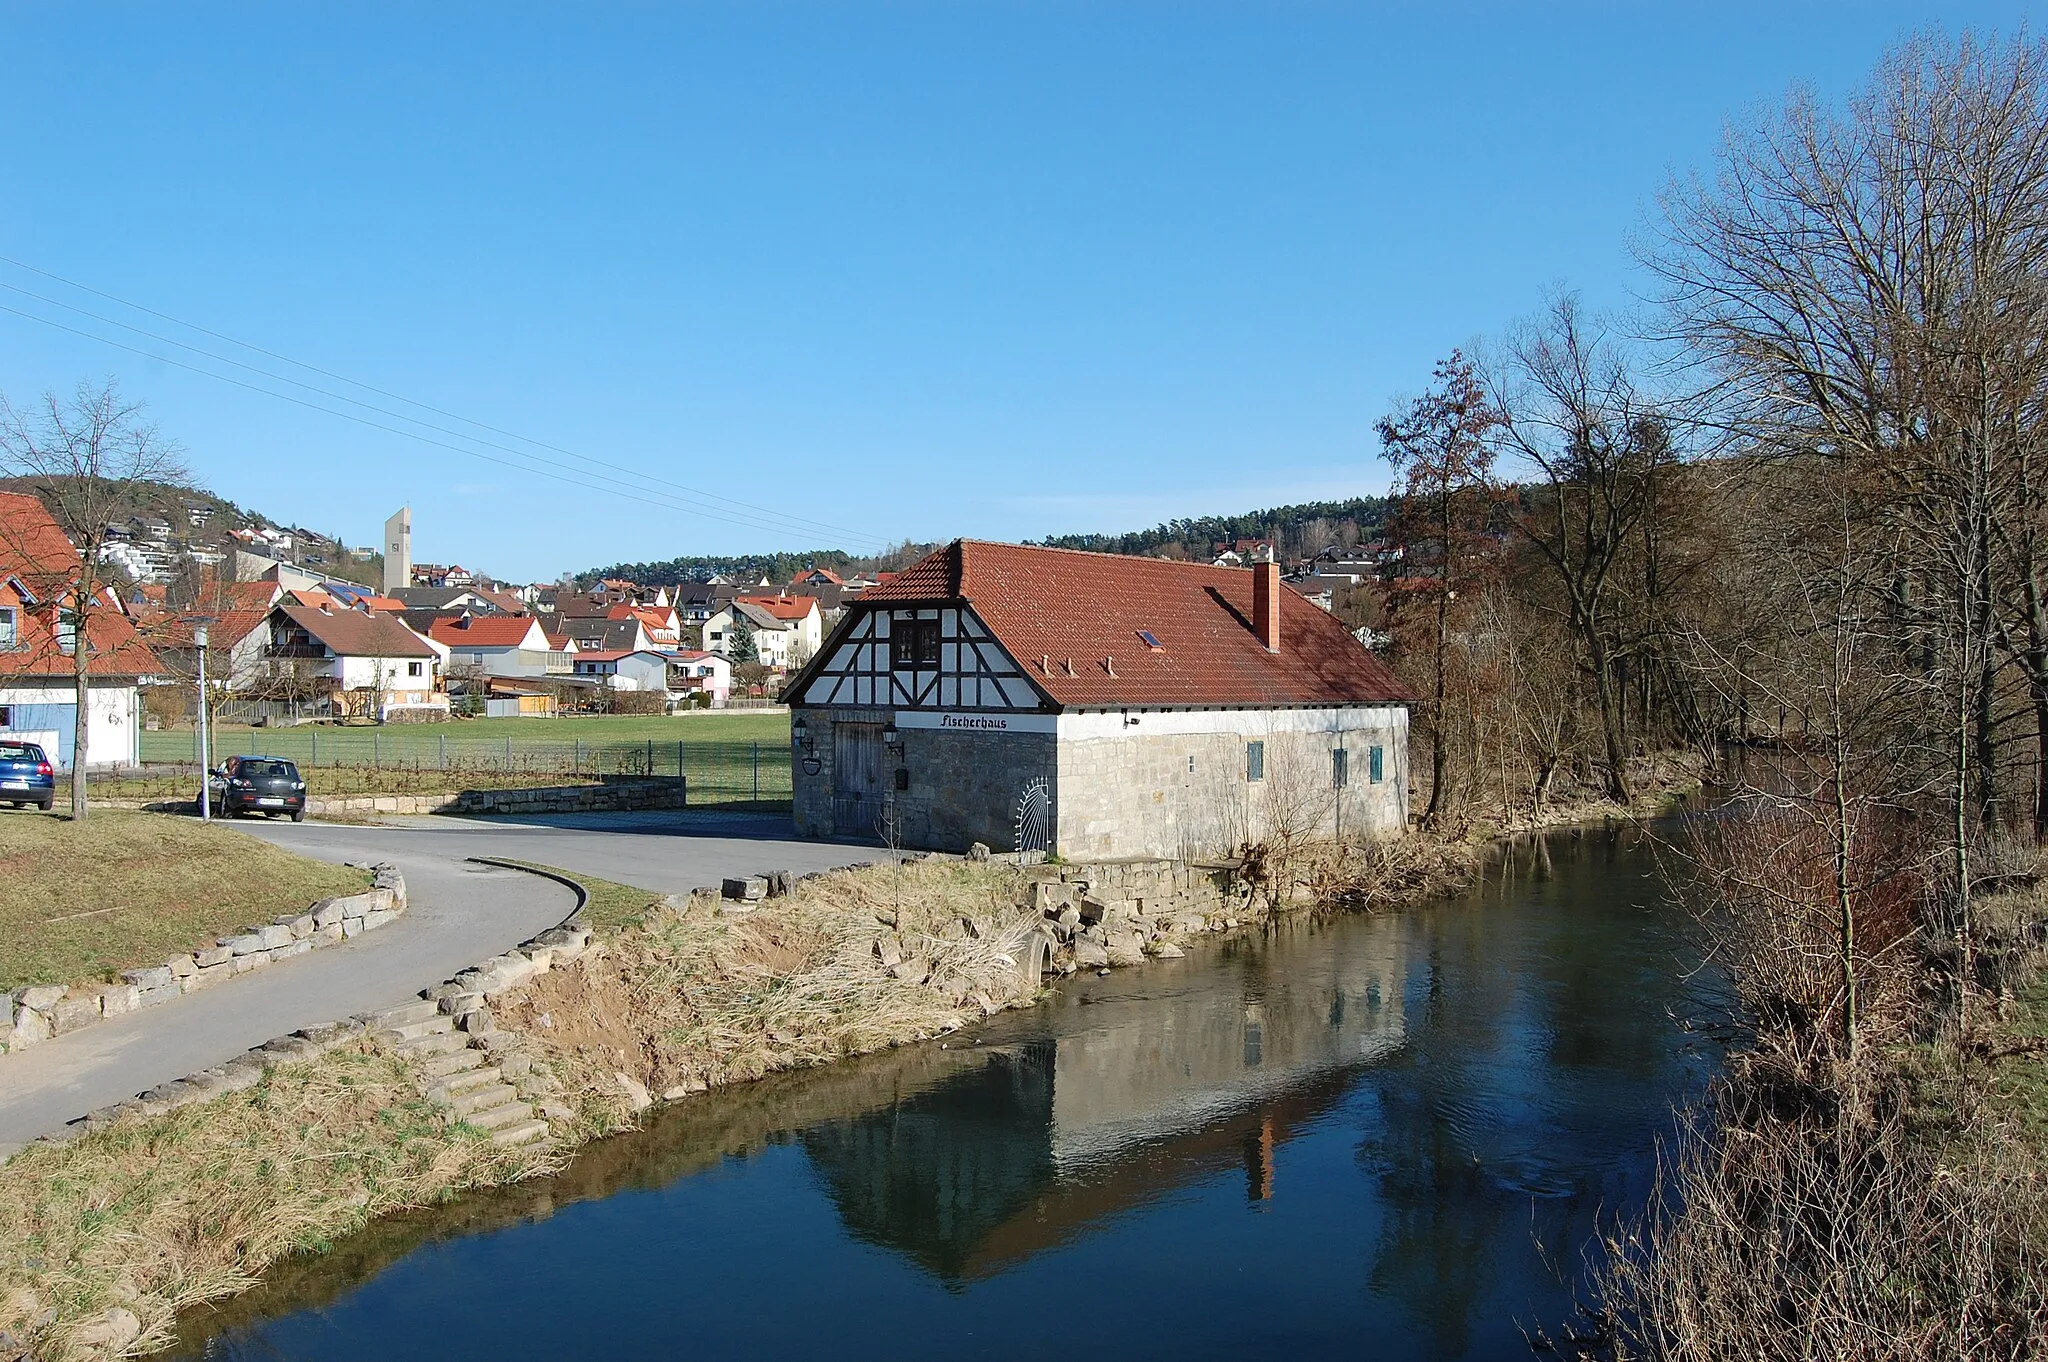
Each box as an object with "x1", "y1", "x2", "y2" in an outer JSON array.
[{"x1": 167, "y1": 820, "x2": 1724, "y2": 1361}]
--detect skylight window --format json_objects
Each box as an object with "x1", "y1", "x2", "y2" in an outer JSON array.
[{"x1": 1137, "y1": 629, "x2": 1164, "y2": 651}]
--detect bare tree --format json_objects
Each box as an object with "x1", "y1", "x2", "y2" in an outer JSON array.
[{"x1": 0, "y1": 381, "x2": 187, "y2": 817}]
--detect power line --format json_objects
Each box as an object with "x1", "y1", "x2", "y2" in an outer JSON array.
[
  {"x1": 0, "y1": 253, "x2": 881, "y2": 548},
  {"x1": 0, "y1": 279, "x2": 859, "y2": 546},
  {"x1": 0, "y1": 299, "x2": 890, "y2": 551}
]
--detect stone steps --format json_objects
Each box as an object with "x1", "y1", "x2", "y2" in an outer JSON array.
[
  {"x1": 489, "y1": 1118, "x2": 550, "y2": 1147},
  {"x1": 464, "y1": 1100, "x2": 534, "y2": 1132},
  {"x1": 419, "y1": 1048, "x2": 487, "y2": 1079},
  {"x1": 380, "y1": 986, "x2": 557, "y2": 1154},
  {"x1": 443, "y1": 1083, "x2": 518, "y2": 1117},
  {"x1": 393, "y1": 1030, "x2": 470, "y2": 1059},
  {"x1": 370, "y1": 1000, "x2": 440, "y2": 1028},
  {"x1": 426, "y1": 1067, "x2": 502, "y2": 1103},
  {"x1": 382, "y1": 1015, "x2": 455, "y2": 1043}
]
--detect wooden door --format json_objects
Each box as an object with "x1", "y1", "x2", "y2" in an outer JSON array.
[{"x1": 833, "y1": 722, "x2": 885, "y2": 835}]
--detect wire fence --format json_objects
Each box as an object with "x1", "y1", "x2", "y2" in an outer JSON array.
[{"x1": 125, "y1": 730, "x2": 793, "y2": 807}]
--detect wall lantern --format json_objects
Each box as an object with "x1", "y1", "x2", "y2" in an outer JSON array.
[
  {"x1": 882, "y1": 723, "x2": 900, "y2": 747},
  {"x1": 792, "y1": 715, "x2": 810, "y2": 751}
]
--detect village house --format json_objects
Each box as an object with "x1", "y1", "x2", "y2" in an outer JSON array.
[
  {"x1": 425, "y1": 613, "x2": 573, "y2": 680},
  {"x1": 782, "y1": 540, "x2": 1410, "y2": 859},
  {"x1": 262, "y1": 601, "x2": 448, "y2": 721},
  {"x1": 0, "y1": 492, "x2": 161, "y2": 767},
  {"x1": 733, "y1": 594, "x2": 822, "y2": 664},
  {"x1": 570, "y1": 648, "x2": 673, "y2": 694}
]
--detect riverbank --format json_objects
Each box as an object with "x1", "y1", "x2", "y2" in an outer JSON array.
[
  {"x1": 0, "y1": 759, "x2": 1708, "y2": 1361},
  {"x1": 1572, "y1": 839, "x2": 2048, "y2": 1357}
]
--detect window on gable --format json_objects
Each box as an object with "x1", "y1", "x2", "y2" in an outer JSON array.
[
  {"x1": 1247, "y1": 740, "x2": 1265, "y2": 782},
  {"x1": 407, "y1": 661, "x2": 423, "y2": 678},
  {"x1": 0, "y1": 607, "x2": 14, "y2": 650},
  {"x1": 891, "y1": 620, "x2": 941, "y2": 669},
  {"x1": 55, "y1": 611, "x2": 77, "y2": 656}
]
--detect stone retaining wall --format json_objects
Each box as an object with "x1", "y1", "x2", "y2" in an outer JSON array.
[
  {"x1": 2, "y1": 867, "x2": 408, "y2": 1056},
  {"x1": 305, "y1": 777, "x2": 689, "y2": 819}
]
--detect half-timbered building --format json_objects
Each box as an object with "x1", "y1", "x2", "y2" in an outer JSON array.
[{"x1": 781, "y1": 540, "x2": 1411, "y2": 858}]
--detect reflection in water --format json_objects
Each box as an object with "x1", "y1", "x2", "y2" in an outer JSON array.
[{"x1": 169, "y1": 822, "x2": 1721, "y2": 1362}]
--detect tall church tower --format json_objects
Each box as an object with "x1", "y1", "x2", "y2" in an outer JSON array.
[{"x1": 382, "y1": 507, "x2": 411, "y2": 594}]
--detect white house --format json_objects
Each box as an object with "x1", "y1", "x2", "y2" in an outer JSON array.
[
  {"x1": 570, "y1": 649, "x2": 673, "y2": 693},
  {"x1": 265, "y1": 602, "x2": 447, "y2": 720}
]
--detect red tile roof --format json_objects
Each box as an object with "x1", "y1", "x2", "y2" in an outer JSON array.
[
  {"x1": 0, "y1": 492, "x2": 162, "y2": 678},
  {"x1": 850, "y1": 540, "x2": 1409, "y2": 709},
  {"x1": 735, "y1": 594, "x2": 819, "y2": 621},
  {"x1": 426, "y1": 615, "x2": 546, "y2": 648}
]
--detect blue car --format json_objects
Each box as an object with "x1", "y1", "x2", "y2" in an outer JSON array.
[{"x1": 0, "y1": 740, "x2": 56, "y2": 811}]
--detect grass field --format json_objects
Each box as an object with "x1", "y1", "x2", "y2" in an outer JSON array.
[
  {"x1": 140, "y1": 710, "x2": 792, "y2": 764},
  {"x1": 132, "y1": 711, "x2": 796, "y2": 808},
  {"x1": 0, "y1": 811, "x2": 371, "y2": 989}
]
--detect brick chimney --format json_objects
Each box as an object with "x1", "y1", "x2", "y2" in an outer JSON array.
[{"x1": 1253, "y1": 551, "x2": 1281, "y2": 653}]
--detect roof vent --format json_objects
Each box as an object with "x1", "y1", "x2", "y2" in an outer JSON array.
[{"x1": 1103, "y1": 656, "x2": 1117, "y2": 677}]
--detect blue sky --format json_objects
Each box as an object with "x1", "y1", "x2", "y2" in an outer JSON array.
[{"x1": 0, "y1": 3, "x2": 2030, "y2": 581}]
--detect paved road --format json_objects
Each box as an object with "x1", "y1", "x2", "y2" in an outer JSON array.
[{"x1": 0, "y1": 810, "x2": 881, "y2": 1153}]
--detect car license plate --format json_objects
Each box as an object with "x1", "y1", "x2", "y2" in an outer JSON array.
[
  {"x1": 258, "y1": 797, "x2": 285, "y2": 806},
  {"x1": 1, "y1": 778, "x2": 29, "y2": 789}
]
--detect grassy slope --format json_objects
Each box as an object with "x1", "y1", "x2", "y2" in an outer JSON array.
[
  {"x1": 0, "y1": 811, "x2": 369, "y2": 989},
  {"x1": 507, "y1": 860, "x2": 664, "y2": 933}
]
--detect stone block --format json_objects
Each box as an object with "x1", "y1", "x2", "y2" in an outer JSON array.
[
  {"x1": 361, "y1": 909, "x2": 397, "y2": 931},
  {"x1": 194, "y1": 945, "x2": 233, "y2": 969},
  {"x1": 221, "y1": 932, "x2": 268, "y2": 956},
  {"x1": 15, "y1": 984, "x2": 65, "y2": 1012},
  {"x1": 98, "y1": 983, "x2": 140, "y2": 1017},
  {"x1": 310, "y1": 899, "x2": 347, "y2": 929},
  {"x1": 499, "y1": 1053, "x2": 533, "y2": 1079},
  {"x1": 272, "y1": 940, "x2": 313, "y2": 960},
  {"x1": 336, "y1": 893, "x2": 373, "y2": 919},
  {"x1": 456, "y1": 1007, "x2": 493, "y2": 1033},
  {"x1": 255, "y1": 924, "x2": 293, "y2": 950},
  {"x1": 313, "y1": 922, "x2": 343, "y2": 944},
  {"x1": 50, "y1": 994, "x2": 101, "y2": 1034},
  {"x1": 1073, "y1": 938, "x2": 1110, "y2": 969},
  {"x1": 232, "y1": 952, "x2": 270, "y2": 974},
  {"x1": 185, "y1": 963, "x2": 233, "y2": 992},
  {"x1": 722, "y1": 876, "x2": 767, "y2": 901},
  {"x1": 286, "y1": 914, "x2": 316, "y2": 940},
  {"x1": 135, "y1": 982, "x2": 181, "y2": 1009},
  {"x1": 340, "y1": 918, "x2": 363, "y2": 938},
  {"x1": 1077, "y1": 897, "x2": 1108, "y2": 925},
  {"x1": 120, "y1": 965, "x2": 176, "y2": 991},
  {"x1": 166, "y1": 954, "x2": 197, "y2": 979},
  {"x1": 6, "y1": 1008, "x2": 49, "y2": 1050}
]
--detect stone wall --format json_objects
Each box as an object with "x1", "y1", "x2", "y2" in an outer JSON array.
[
  {"x1": 306, "y1": 777, "x2": 690, "y2": 819},
  {"x1": 792, "y1": 707, "x2": 1055, "y2": 848},
  {"x1": 794, "y1": 703, "x2": 1409, "y2": 860},
  {"x1": 3, "y1": 867, "x2": 409, "y2": 1055}
]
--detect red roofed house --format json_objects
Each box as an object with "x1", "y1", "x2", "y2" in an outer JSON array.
[
  {"x1": 426, "y1": 613, "x2": 571, "y2": 680},
  {"x1": 734, "y1": 594, "x2": 823, "y2": 665},
  {"x1": 0, "y1": 492, "x2": 162, "y2": 768},
  {"x1": 781, "y1": 540, "x2": 1411, "y2": 857}
]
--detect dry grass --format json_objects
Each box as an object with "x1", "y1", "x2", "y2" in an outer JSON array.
[
  {"x1": 499, "y1": 858, "x2": 1047, "y2": 1136},
  {"x1": 0, "y1": 812, "x2": 369, "y2": 990},
  {"x1": 499, "y1": 860, "x2": 664, "y2": 934},
  {"x1": 0, "y1": 1043, "x2": 551, "y2": 1362}
]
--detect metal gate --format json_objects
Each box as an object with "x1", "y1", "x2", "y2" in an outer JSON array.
[{"x1": 832, "y1": 721, "x2": 886, "y2": 836}]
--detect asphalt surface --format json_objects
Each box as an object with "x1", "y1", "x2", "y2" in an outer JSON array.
[{"x1": 0, "y1": 810, "x2": 883, "y2": 1153}]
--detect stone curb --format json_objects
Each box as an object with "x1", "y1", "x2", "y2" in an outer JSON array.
[{"x1": 2, "y1": 866, "x2": 408, "y2": 1057}]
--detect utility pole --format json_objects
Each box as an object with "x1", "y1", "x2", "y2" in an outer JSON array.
[{"x1": 195, "y1": 620, "x2": 212, "y2": 822}]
